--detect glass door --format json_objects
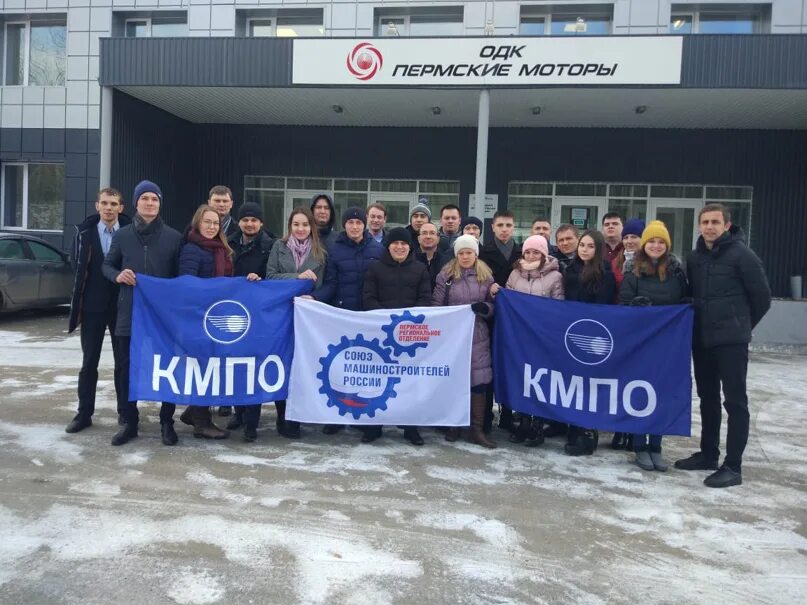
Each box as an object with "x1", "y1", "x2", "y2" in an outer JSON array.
[
  {"x1": 368, "y1": 192, "x2": 416, "y2": 228},
  {"x1": 551, "y1": 198, "x2": 608, "y2": 232},
  {"x1": 647, "y1": 199, "x2": 702, "y2": 260},
  {"x1": 285, "y1": 189, "x2": 332, "y2": 231}
]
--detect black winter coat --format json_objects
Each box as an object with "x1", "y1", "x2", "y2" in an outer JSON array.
[
  {"x1": 686, "y1": 226, "x2": 771, "y2": 348},
  {"x1": 229, "y1": 231, "x2": 274, "y2": 277},
  {"x1": 68, "y1": 213, "x2": 131, "y2": 333},
  {"x1": 363, "y1": 250, "x2": 432, "y2": 310},
  {"x1": 314, "y1": 231, "x2": 383, "y2": 311},
  {"x1": 619, "y1": 256, "x2": 688, "y2": 306},
  {"x1": 416, "y1": 249, "x2": 453, "y2": 290},
  {"x1": 563, "y1": 258, "x2": 616, "y2": 304},
  {"x1": 480, "y1": 239, "x2": 522, "y2": 287},
  {"x1": 551, "y1": 250, "x2": 576, "y2": 275},
  {"x1": 179, "y1": 242, "x2": 215, "y2": 277},
  {"x1": 102, "y1": 218, "x2": 182, "y2": 337}
]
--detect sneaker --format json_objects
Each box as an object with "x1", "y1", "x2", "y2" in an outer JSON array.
[
  {"x1": 111, "y1": 424, "x2": 138, "y2": 446},
  {"x1": 243, "y1": 425, "x2": 258, "y2": 442},
  {"x1": 161, "y1": 422, "x2": 178, "y2": 446},
  {"x1": 403, "y1": 428, "x2": 424, "y2": 446},
  {"x1": 674, "y1": 452, "x2": 719, "y2": 471},
  {"x1": 635, "y1": 450, "x2": 654, "y2": 471},
  {"x1": 65, "y1": 415, "x2": 92, "y2": 434},
  {"x1": 650, "y1": 451, "x2": 669, "y2": 472},
  {"x1": 704, "y1": 465, "x2": 742, "y2": 488}
]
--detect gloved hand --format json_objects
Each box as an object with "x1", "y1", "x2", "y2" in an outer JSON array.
[
  {"x1": 471, "y1": 302, "x2": 489, "y2": 315},
  {"x1": 629, "y1": 296, "x2": 652, "y2": 307}
]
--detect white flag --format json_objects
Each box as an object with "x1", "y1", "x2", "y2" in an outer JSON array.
[{"x1": 287, "y1": 299, "x2": 473, "y2": 426}]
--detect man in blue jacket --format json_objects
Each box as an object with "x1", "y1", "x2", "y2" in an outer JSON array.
[
  {"x1": 65, "y1": 188, "x2": 130, "y2": 434},
  {"x1": 102, "y1": 180, "x2": 183, "y2": 446},
  {"x1": 312, "y1": 206, "x2": 383, "y2": 434}
]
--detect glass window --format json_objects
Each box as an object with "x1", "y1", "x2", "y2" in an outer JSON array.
[
  {"x1": 556, "y1": 183, "x2": 607, "y2": 197},
  {"x1": 610, "y1": 184, "x2": 648, "y2": 198},
  {"x1": 418, "y1": 181, "x2": 459, "y2": 194},
  {"x1": 519, "y1": 17, "x2": 546, "y2": 36},
  {"x1": 244, "y1": 189, "x2": 285, "y2": 239},
  {"x1": 551, "y1": 14, "x2": 611, "y2": 36},
  {"x1": 705, "y1": 186, "x2": 753, "y2": 201},
  {"x1": 698, "y1": 13, "x2": 757, "y2": 34},
  {"x1": 650, "y1": 185, "x2": 702, "y2": 199},
  {"x1": 244, "y1": 176, "x2": 284, "y2": 189},
  {"x1": 151, "y1": 17, "x2": 187, "y2": 37},
  {"x1": 125, "y1": 20, "x2": 149, "y2": 38},
  {"x1": 28, "y1": 240, "x2": 63, "y2": 262},
  {"x1": 409, "y1": 15, "x2": 463, "y2": 36},
  {"x1": 509, "y1": 197, "x2": 552, "y2": 244},
  {"x1": 0, "y1": 239, "x2": 25, "y2": 260},
  {"x1": 276, "y1": 16, "x2": 324, "y2": 37},
  {"x1": 509, "y1": 182, "x2": 553, "y2": 196},
  {"x1": 370, "y1": 180, "x2": 417, "y2": 193},
  {"x1": 608, "y1": 198, "x2": 647, "y2": 221},
  {"x1": 27, "y1": 164, "x2": 64, "y2": 231},
  {"x1": 4, "y1": 21, "x2": 66, "y2": 86},
  {"x1": 709, "y1": 201, "x2": 752, "y2": 238},
  {"x1": 3, "y1": 165, "x2": 23, "y2": 227},
  {"x1": 376, "y1": 9, "x2": 463, "y2": 37},
  {"x1": 286, "y1": 177, "x2": 330, "y2": 190},
  {"x1": 379, "y1": 18, "x2": 406, "y2": 37},
  {"x1": 248, "y1": 19, "x2": 274, "y2": 37},
  {"x1": 669, "y1": 14, "x2": 693, "y2": 34},
  {"x1": 333, "y1": 179, "x2": 368, "y2": 192},
  {"x1": 4, "y1": 24, "x2": 25, "y2": 85}
]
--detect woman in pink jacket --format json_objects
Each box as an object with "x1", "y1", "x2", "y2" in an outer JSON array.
[{"x1": 505, "y1": 234, "x2": 564, "y2": 446}]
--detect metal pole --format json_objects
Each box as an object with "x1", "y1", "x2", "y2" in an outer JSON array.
[
  {"x1": 474, "y1": 89, "x2": 490, "y2": 205},
  {"x1": 99, "y1": 86, "x2": 113, "y2": 188}
]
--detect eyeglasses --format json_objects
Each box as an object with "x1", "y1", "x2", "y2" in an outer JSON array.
[{"x1": 201, "y1": 220, "x2": 220, "y2": 227}]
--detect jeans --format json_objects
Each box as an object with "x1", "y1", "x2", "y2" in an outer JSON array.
[
  {"x1": 693, "y1": 344, "x2": 750, "y2": 471},
  {"x1": 115, "y1": 336, "x2": 175, "y2": 425}
]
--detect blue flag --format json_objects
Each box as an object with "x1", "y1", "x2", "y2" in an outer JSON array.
[
  {"x1": 130, "y1": 275, "x2": 313, "y2": 405},
  {"x1": 493, "y1": 290, "x2": 693, "y2": 436}
]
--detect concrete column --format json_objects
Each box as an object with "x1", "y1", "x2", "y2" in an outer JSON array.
[
  {"x1": 99, "y1": 86, "x2": 113, "y2": 188},
  {"x1": 474, "y1": 89, "x2": 490, "y2": 203}
]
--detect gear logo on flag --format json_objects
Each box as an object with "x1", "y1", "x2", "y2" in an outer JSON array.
[{"x1": 381, "y1": 310, "x2": 429, "y2": 358}]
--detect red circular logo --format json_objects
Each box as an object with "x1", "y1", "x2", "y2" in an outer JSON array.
[{"x1": 346, "y1": 43, "x2": 383, "y2": 81}]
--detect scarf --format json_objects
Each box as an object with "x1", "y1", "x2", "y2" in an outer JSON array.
[
  {"x1": 286, "y1": 236, "x2": 311, "y2": 271},
  {"x1": 495, "y1": 237, "x2": 514, "y2": 259},
  {"x1": 518, "y1": 258, "x2": 542, "y2": 272},
  {"x1": 133, "y1": 214, "x2": 162, "y2": 245},
  {"x1": 187, "y1": 230, "x2": 233, "y2": 277}
]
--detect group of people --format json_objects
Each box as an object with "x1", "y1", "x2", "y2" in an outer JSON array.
[{"x1": 65, "y1": 179, "x2": 771, "y2": 489}]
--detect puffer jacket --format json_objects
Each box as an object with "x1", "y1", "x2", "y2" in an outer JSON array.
[
  {"x1": 363, "y1": 249, "x2": 432, "y2": 310},
  {"x1": 265, "y1": 238, "x2": 326, "y2": 289},
  {"x1": 686, "y1": 226, "x2": 771, "y2": 348},
  {"x1": 619, "y1": 255, "x2": 688, "y2": 306},
  {"x1": 432, "y1": 266, "x2": 494, "y2": 387},
  {"x1": 505, "y1": 256, "x2": 565, "y2": 300},
  {"x1": 563, "y1": 258, "x2": 616, "y2": 304},
  {"x1": 314, "y1": 231, "x2": 383, "y2": 310},
  {"x1": 178, "y1": 241, "x2": 215, "y2": 277}
]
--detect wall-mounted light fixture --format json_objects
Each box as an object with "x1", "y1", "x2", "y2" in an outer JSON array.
[
  {"x1": 431, "y1": 106, "x2": 442, "y2": 115},
  {"x1": 531, "y1": 106, "x2": 542, "y2": 115},
  {"x1": 332, "y1": 104, "x2": 344, "y2": 114},
  {"x1": 635, "y1": 105, "x2": 647, "y2": 114}
]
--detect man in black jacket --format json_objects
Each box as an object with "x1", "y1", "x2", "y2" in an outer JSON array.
[
  {"x1": 65, "y1": 188, "x2": 130, "y2": 434},
  {"x1": 415, "y1": 222, "x2": 451, "y2": 289},
  {"x1": 675, "y1": 204, "x2": 771, "y2": 488},
  {"x1": 362, "y1": 227, "x2": 432, "y2": 446},
  {"x1": 550, "y1": 224, "x2": 579, "y2": 274},
  {"x1": 102, "y1": 180, "x2": 183, "y2": 447},
  {"x1": 222, "y1": 202, "x2": 275, "y2": 437}
]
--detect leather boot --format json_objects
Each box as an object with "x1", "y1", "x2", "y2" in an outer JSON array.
[
  {"x1": 192, "y1": 407, "x2": 229, "y2": 439},
  {"x1": 179, "y1": 406, "x2": 195, "y2": 427},
  {"x1": 469, "y1": 394, "x2": 497, "y2": 449}
]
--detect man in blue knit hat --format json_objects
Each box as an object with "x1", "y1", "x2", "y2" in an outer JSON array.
[{"x1": 102, "y1": 180, "x2": 183, "y2": 446}]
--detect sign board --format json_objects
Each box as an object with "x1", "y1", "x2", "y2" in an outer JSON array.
[
  {"x1": 571, "y1": 207, "x2": 588, "y2": 228},
  {"x1": 293, "y1": 37, "x2": 683, "y2": 86},
  {"x1": 468, "y1": 194, "x2": 498, "y2": 220}
]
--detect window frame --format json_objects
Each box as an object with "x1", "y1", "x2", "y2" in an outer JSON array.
[
  {"x1": 3, "y1": 19, "x2": 67, "y2": 87},
  {"x1": 246, "y1": 17, "x2": 275, "y2": 37},
  {"x1": 669, "y1": 6, "x2": 768, "y2": 34},
  {"x1": 124, "y1": 18, "x2": 151, "y2": 38},
  {"x1": 375, "y1": 10, "x2": 464, "y2": 37},
  {"x1": 124, "y1": 15, "x2": 188, "y2": 38},
  {"x1": 0, "y1": 162, "x2": 65, "y2": 233},
  {"x1": 519, "y1": 6, "x2": 613, "y2": 37}
]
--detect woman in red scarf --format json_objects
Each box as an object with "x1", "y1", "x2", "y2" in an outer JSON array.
[{"x1": 178, "y1": 204, "x2": 238, "y2": 439}]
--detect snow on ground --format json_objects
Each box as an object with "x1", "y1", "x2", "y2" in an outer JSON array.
[{"x1": 0, "y1": 310, "x2": 805, "y2": 604}]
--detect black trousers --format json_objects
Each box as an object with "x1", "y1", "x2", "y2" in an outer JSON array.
[
  {"x1": 233, "y1": 404, "x2": 262, "y2": 428},
  {"x1": 77, "y1": 310, "x2": 123, "y2": 418},
  {"x1": 115, "y1": 336, "x2": 175, "y2": 425},
  {"x1": 693, "y1": 344, "x2": 750, "y2": 471}
]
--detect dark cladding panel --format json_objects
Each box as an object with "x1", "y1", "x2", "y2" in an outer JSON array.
[
  {"x1": 100, "y1": 38, "x2": 293, "y2": 87},
  {"x1": 681, "y1": 35, "x2": 807, "y2": 89}
]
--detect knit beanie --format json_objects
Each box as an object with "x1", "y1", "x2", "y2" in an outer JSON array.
[
  {"x1": 133, "y1": 180, "x2": 162, "y2": 205},
  {"x1": 640, "y1": 220, "x2": 672, "y2": 248},
  {"x1": 237, "y1": 202, "x2": 263, "y2": 222},
  {"x1": 342, "y1": 206, "x2": 367, "y2": 227},
  {"x1": 453, "y1": 234, "x2": 479, "y2": 256},
  {"x1": 522, "y1": 234, "x2": 549, "y2": 257},
  {"x1": 461, "y1": 216, "x2": 483, "y2": 232},
  {"x1": 385, "y1": 226, "x2": 412, "y2": 248},
  {"x1": 410, "y1": 202, "x2": 432, "y2": 220},
  {"x1": 622, "y1": 218, "x2": 646, "y2": 239}
]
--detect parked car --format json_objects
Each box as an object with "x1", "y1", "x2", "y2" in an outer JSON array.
[{"x1": 0, "y1": 233, "x2": 72, "y2": 313}]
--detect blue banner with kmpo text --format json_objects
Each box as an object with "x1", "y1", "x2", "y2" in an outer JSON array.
[
  {"x1": 493, "y1": 290, "x2": 693, "y2": 436},
  {"x1": 130, "y1": 275, "x2": 313, "y2": 405}
]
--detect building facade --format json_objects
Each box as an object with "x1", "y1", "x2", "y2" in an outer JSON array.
[{"x1": 1, "y1": 1, "x2": 806, "y2": 295}]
